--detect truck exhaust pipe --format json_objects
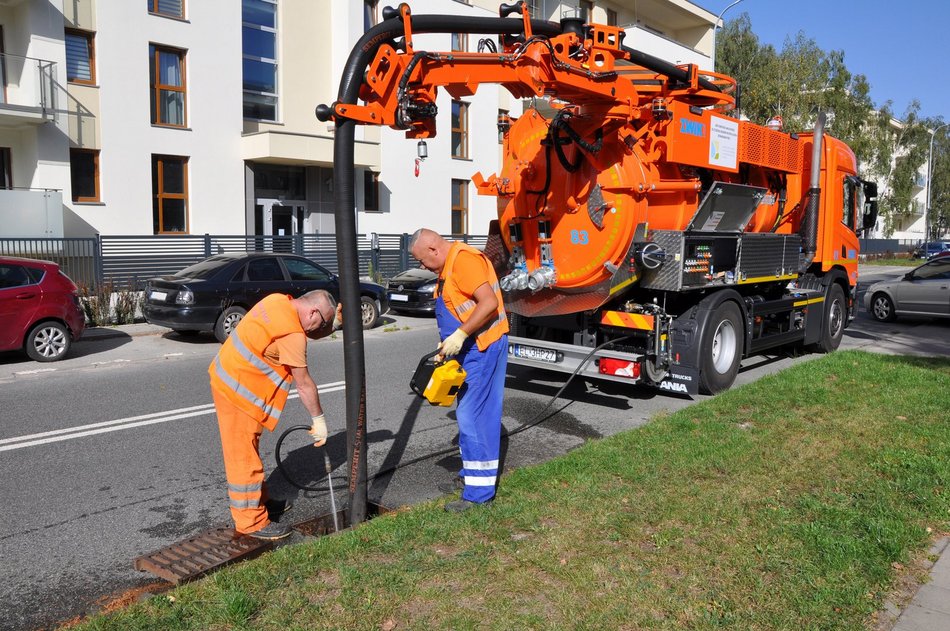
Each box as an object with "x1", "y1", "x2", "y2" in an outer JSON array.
[{"x1": 799, "y1": 111, "x2": 826, "y2": 272}]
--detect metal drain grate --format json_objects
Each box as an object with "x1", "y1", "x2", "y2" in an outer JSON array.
[{"x1": 134, "y1": 527, "x2": 273, "y2": 584}]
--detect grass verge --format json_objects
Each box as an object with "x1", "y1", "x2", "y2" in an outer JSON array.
[{"x1": 74, "y1": 350, "x2": 950, "y2": 630}]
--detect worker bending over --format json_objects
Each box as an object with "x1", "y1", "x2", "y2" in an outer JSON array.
[
  {"x1": 208, "y1": 290, "x2": 340, "y2": 539},
  {"x1": 410, "y1": 228, "x2": 509, "y2": 512}
]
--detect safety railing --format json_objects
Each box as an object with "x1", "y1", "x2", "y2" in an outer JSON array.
[{"x1": 0, "y1": 52, "x2": 57, "y2": 120}]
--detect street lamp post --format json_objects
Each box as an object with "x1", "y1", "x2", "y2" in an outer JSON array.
[
  {"x1": 926, "y1": 122, "x2": 950, "y2": 245},
  {"x1": 712, "y1": 0, "x2": 745, "y2": 71}
]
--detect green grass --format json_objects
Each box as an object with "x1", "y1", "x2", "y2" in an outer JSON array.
[
  {"x1": 860, "y1": 257, "x2": 917, "y2": 266},
  {"x1": 74, "y1": 351, "x2": 950, "y2": 631}
]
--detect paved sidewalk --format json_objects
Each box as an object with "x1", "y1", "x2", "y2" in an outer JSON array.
[
  {"x1": 890, "y1": 537, "x2": 950, "y2": 631},
  {"x1": 80, "y1": 322, "x2": 170, "y2": 340}
]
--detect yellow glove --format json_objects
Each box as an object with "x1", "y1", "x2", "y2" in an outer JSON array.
[
  {"x1": 333, "y1": 303, "x2": 343, "y2": 331},
  {"x1": 438, "y1": 328, "x2": 468, "y2": 359},
  {"x1": 309, "y1": 414, "x2": 328, "y2": 447}
]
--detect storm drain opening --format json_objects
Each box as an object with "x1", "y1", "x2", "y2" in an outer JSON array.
[
  {"x1": 133, "y1": 527, "x2": 273, "y2": 584},
  {"x1": 293, "y1": 502, "x2": 391, "y2": 537}
]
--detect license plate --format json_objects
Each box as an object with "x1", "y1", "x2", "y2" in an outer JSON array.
[
  {"x1": 149, "y1": 290, "x2": 168, "y2": 301},
  {"x1": 389, "y1": 293, "x2": 409, "y2": 302},
  {"x1": 509, "y1": 343, "x2": 559, "y2": 363}
]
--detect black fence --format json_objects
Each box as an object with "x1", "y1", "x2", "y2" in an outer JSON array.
[{"x1": 1, "y1": 233, "x2": 489, "y2": 290}]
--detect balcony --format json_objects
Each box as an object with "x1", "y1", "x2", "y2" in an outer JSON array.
[
  {"x1": 0, "y1": 53, "x2": 57, "y2": 128},
  {"x1": 622, "y1": 25, "x2": 712, "y2": 70},
  {"x1": 0, "y1": 188, "x2": 64, "y2": 238}
]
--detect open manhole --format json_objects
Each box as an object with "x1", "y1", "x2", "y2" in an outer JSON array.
[
  {"x1": 133, "y1": 527, "x2": 273, "y2": 584},
  {"x1": 293, "y1": 503, "x2": 391, "y2": 537}
]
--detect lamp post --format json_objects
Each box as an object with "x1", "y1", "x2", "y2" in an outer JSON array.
[
  {"x1": 712, "y1": 0, "x2": 745, "y2": 71},
  {"x1": 926, "y1": 122, "x2": 949, "y2": 245}
]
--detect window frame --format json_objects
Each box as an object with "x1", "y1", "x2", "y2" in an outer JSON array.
[
  {"x1": 451, "y1": 179, "x2": 469, "y2": 236},
  {"x1": 243, "y1": 0, "x2": 278, "y2": 121},
  {"x1": 0, "y1": 147, "x2": 11, "y2": 190},
  {"x1": 364, "y1": 170, "x2": 380, "y2": 212},
  {"x1": 65, "y1": 28, "x2": 95, "y2": 85},
  {"x1": 152, "y1": 154, "x2": 189, "y2": 234},
  {"x1": 149, "y1": 44, "x2": 187, "y2": 128},
  {"x1": 607, "y1": 8, "x2": 618, "y2": 26},
  {"x1": 147, "y1": 0, "x2": 184, "y2": 20},
  {"x1": 451, "y1": 32, "x2": 468, "y2": 52},
  {"x1": 70, "y1": 148, "x2": 100, "y2": 202},
  {"x1": 451, "y1": 100, "x2": 469, "y2": 160}
]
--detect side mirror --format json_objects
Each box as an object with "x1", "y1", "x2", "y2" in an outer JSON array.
[
  {"x1": 862, "y1": 200, "x2": 878, "y2": 233},
  {"x1": 903, "y1": 272, "x2": 914, "y2": 281}
]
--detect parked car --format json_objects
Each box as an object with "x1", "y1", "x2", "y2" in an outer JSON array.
[
  {"x1": 911, "y1": 241, "x2": 950, "y2": 259},
  {"x1": 0, "y1": 256, "x2": 85, "y2": 361},
  {"x1": 143, "y1": 253, "x2": 389, "y2": 342},
  {"x1": 386, "y1": 266, "x2": 438, "y2": 315},
  {"x1": 864, "y1": 258, "x2": 950, "y2": 322}
]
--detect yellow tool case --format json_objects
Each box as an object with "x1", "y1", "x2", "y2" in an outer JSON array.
[{"x1": 410, "y1": 350, "x2": 467, "y2": 406}]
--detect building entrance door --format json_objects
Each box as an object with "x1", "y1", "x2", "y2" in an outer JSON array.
[{"x1": 258, "y1": 199, "x2": 304, "y2": 251}]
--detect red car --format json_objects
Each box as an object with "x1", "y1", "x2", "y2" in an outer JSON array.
[{"x1": 0, "y1": 256, "x2": 85, "y2": 361}]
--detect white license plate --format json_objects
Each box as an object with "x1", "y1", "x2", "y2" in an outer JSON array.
[
  {"x1": 509, "y1": 343, "x2": 559, "y2": 363},
  {"x1": 389, "y1": 293, "x2": 409, "y2": 302},
  {"x1": 150, "y1": 290, "x2": 168, "y2": 301}
]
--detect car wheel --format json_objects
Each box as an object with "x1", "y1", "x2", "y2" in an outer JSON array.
[
  {"x1": 360, "y1": 296, "x2": 379, "y2": 329},
  {"x1": 698, "y1": 301, "x2": 743, "y2": 395},
  {"x1": 214, "y1": 306, "x2": 247, "y2": 343},
  {"x1": 870, "y1": 292, "x2": 897, "y2": 323},
  {"x1": 25, "y1": 321, "x2": 71, "y2": 362},
  {"x1": 815, "y1": 283, "x2": 846, "y2": 353}
]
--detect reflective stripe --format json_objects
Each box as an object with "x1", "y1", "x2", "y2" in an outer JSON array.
[
  {"x1": 231, "y1": 333, "x2": 292, "y2": 392},
  {"x1": 472, "y1": 311, "x2": 508, "y2": 339},
  {"x1": 456, "y1": 299, "x2": 476, "y2": 315},
  {"x1": 230, "y1": 498, "x2": 261, "y2": 509},
  {"x1": 463, "y1": 459, "x2": 499, "y2": 470},
  {"x1": 228, "y1": 481, "x2": 262, "y2": 493},
  {"x1": 464, "y1": 476, "x2": 497, "y2": 487},
  {"x1": 213, "y1": 358, "x2": 284, "y2": 422}
]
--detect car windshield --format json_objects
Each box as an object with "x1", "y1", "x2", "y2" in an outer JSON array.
[{"x1": 174, "y1": 256, "x2": 235, "y2": 279}]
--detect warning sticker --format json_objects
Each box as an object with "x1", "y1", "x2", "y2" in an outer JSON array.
[{"x1": 708, "y1": 116, "x2": 739, "y2": 170}]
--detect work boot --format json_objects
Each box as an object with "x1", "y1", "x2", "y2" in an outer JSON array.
[
  {"x1": 444, "y1": 499, "x2": 488, "y2": 513},
  {"x1": 438, "y1": 477, "x2": 465, "y2": 494},
  {"x1": 246, "y1": 521, "x2": 293, "y2": 540},
  {"x1": 265, "y1": 498, "x2": 294, "y2": 520}
]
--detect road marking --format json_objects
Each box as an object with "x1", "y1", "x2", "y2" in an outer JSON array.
[
  {"x1": 13, "y1": 368, "x2": 57, "y2": 375},
  {"x1": 0, "y1": 380, "x2": 347, "y2": 452}
]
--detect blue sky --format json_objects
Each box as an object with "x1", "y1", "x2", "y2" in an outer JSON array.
[{"x1": 700, "y1": 0, "x2": 948, "y2": 122}]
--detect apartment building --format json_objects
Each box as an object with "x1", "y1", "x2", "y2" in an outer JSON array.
[{"x1": 0, "y1": 0, "x2": 719, "y2": 241}]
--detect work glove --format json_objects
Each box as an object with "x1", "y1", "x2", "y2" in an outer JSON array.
[
  {"x1": 309, "y1": 414, "x2": 328, "y2": 447},
  {"x1": 438, "y1": 328, "x2": 468, "y2": 359},
  {"x1": 333, "y1": 303, "x2": 343, "y2": 331}
]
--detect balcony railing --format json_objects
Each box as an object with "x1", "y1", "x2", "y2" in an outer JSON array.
[
  {"x1": 0, "y1": 188, "x2": 64, "y2": 237},
  {"x1": 0, "y1": 52, "x2": 57, "y2": 124}
]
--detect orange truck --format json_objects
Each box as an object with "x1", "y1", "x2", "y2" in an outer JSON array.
[{"x1": 319, "y1": 2, "x2": 878, "y2": 394}]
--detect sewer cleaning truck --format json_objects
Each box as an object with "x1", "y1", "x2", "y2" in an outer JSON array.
[{"x1": 318, "y1": 2, "x2": 878, "y2": 395}]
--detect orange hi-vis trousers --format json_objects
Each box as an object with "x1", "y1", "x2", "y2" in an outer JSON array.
[{"x1": 212, "y1": 388, "x2": 271, "y2": 534}]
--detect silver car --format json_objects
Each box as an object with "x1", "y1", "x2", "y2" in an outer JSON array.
[{"x1": 864, "y1": 258, "x2": 950, "y2": 322}]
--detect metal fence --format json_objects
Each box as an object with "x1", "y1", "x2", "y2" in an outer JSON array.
[{"x1": 1, "y1": 233, "x2": 488, "y2": 289}]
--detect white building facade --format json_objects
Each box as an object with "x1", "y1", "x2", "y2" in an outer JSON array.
[{"x1": 1, "y1": 0, "x2": 718, "y2": 241}]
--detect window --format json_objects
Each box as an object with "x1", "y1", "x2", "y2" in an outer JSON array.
[
  {"x1": 451, "y1": 179, "x2": 468, "y2": 235},
  {"x1": 65, "y1": 29, "x2": 95, "y2": 84},
  {"x1": 0, "y1": 148, "x2": 11, "y2": 189},
  {"x1": 152, "y1": 155, "x2": 188, "y2": 234},
  {"x1": 451, "y1": 33, "x2": 467, "y2": 52},
  {"x1": 524, "y1": 0, "x2": 541, "y2": 17},
  {"x1": 498, "y1": 109, "x2": 508, "y2": 144},
  {"x1": 842, "y1": 176, "x2": 859, "y2": 230},
  {"x1": 149, "y1": 44, "x2": 186, "y2": 127},
  {"x1": 0, "y1": 264, "x2": 32, "y2": 289},
  {"x1": 364, "y1": 171, "x2": 379, "y2": 211},
  {"x1": 243, "y1": 0, "x2": 278, "y2": 121},
  {"x1": 607, "y1": 8, "x2": 617, "y2": 26},
  {"x1": 913, "y1": 260, "x2": 950, "y2": 281},
  {"x1": 148, "y1": 0, "x2": 184, "y2": 19},
  {"x1": 580, "y1": 0, "x2": 593, "y2": 21},
  {"x1": 284, "y1": 258, "x2": 332, "y2": 282},
  {"x1": 70, "y1": 149, "x2": 99, "y2": 202},
  {"x1": 246, "y1": 258, "x2": 284, "y2": 281},
  {"x1": 451, "y1": 101, "x2": 469, "y2": 159}
]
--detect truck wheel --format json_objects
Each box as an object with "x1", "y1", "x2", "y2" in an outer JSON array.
[
  {"x1": 214, "y1": 306, "x2": 247, "y2": 343},
  {"x1": 698, "y1": 301, "x2": 743, "y2": 395},
  {"x1": 815, "y1": 283, "x2": 845, "y2": 353}
]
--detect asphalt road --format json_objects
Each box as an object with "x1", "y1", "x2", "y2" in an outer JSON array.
[{"x1": 0, "y1": 265, "x2": 947, "y2": 630}]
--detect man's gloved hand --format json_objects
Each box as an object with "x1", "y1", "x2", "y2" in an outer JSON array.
[
  {"x1": 333, "y1": 303, "x2": 343, "y2": 331},
  {"x1": 309, "y1": 414, "x2": 328, "y2": 447},
  {"x1": 438, "y1": 328, "x2": 468, "y2": 359}
]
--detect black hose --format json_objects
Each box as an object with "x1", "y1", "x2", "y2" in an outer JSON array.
[{"x1": 621, "y1": 45, "x2": 722, "y2": 93}]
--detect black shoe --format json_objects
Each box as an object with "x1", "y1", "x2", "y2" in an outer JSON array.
[
  {"x1": 444, "y1": 499, "x2": 490, "y2": 513},
  {"x1": 438, "y1": 477, "x2": 465, "y2": 494},
  {"x1": 265, "y1": 498, "x2": 294, "y2": 520},
  {"x1": 246, "y1": 521, "x2": 293, "y2": 540}
]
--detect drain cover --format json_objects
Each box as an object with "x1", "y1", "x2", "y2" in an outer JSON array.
[{"x1": 134, "y1": 527, "x2": 273, "y2": 584}]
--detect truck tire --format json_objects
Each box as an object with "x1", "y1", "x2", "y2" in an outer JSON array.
[
  {"x1": 815, "y1": 283, "x2": 845, "y2": 353},
  {"x1": 214, "y1": 306, "x2": 247, "y2": 343},
  {"x1": 698, "y1": 301, "x2": 743, "y2": 395}
]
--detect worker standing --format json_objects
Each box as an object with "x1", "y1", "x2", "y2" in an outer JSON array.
[
  {"x1": 409, "y1": 228, "x2": 509, "y2": 512},
  {"x1": 208, "y1": 290, "x2": 341, "y2": 539}
]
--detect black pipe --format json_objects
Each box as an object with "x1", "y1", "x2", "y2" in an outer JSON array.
[
  {"x1": 621, "y1": 45, "x2": 722, "y2": 94},
  {"x1": 799, "y1": 111, "x2": 826, "y2": 272}
]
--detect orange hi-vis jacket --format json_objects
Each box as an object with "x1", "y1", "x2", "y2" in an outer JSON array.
[
  {"x1": 437, "y1": 241, "x2": 509, "y2": 351},
  {"x1": 208, "y1": 294, "x2": 302, "y2": 431}
]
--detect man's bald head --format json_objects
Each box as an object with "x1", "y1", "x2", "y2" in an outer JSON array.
[
  {"x1": 409, "y1": 228, "x2": 450, "y2": 273},
  {"x1": 294, "y1": 289, "x2": 337, "y2": 336}
]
